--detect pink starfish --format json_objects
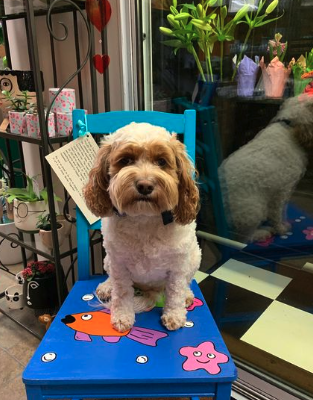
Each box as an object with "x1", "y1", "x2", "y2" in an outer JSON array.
[{"x1": 179, "y1": 341, "x2": 229, "y2": 375}]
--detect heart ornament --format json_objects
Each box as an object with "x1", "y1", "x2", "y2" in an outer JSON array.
[
  {"x1": 86, "y1": 0, "x2": 112, "y2": 32},
  {"x1": 93, "y1": 54, "x2": 110, "y2": 74}
]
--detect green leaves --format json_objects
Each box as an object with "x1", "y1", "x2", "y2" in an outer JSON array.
[{"x1": 5, "y1": 174, "x2": 62, "y2": 204}]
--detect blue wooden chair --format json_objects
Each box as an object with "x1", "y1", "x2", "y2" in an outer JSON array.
[{"x1": 23, "y1": 110, "x2": 237, "y2": 400}]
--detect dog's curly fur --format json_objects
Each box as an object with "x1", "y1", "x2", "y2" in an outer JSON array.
[
  {"x1": 84, "y1": 122, "x2": 201, "y2": 332},
  {"x1": 219, "y1": 95, "x2": 313, "y2": 242}
]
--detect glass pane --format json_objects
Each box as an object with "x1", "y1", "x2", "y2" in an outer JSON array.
[{"x1": 148, "y1": 0, "x2": 313, "y2": 396}]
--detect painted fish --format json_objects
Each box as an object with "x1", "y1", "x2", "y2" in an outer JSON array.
[{"x1": 61, "y1": 309, "x2": 168, "y2": 346}]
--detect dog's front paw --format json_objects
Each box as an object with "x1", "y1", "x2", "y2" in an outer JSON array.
[
  {"x1": 161, "y1": 313, "x2": 186, "y2": 331},
  {"x1": 96, "y1": 280, "x2": 112, "y2": 302},
  {"x1": 111, "y1": 313, "x2": 135, "y2": 333},
  {"x1": 274, "y1": 222, "x2": 292, "y2": 235}
]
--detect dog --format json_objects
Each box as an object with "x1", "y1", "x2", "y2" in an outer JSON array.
[
  {"x1": 218, "y1": 95, "x2": 313, "y2": 242},
  {"x1": 84, "y1": 122, "x2": 201, "y2": 332}
]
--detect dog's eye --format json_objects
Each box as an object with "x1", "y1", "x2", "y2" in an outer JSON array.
[
  {"x1": 156, "y1": 158, "x2": 167, "y2": 167},
  {"x1": 119, "y1": 157, "x2": 133, "y2": 166}
]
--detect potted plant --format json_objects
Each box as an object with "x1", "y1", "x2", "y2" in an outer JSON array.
[
  {"x1": 231, "y1": 0, "x2": 283, "y2": 81},
  {"x1": 159, "y1": 0, "x2": 250, "y2": 104},
  {"x1": 37, "y1": 213, "x2": 65, "y2": 250},
  {"x1": 2, "y1": 89, "x2": 31, "y2": 135},
  {"x1": 22, "y1": 260, "x2": 58, "y2": 311},
  {"x1": 289, "y1": 49, "x2": 313, "y2": 96},
  {"x1": 25, "y1": 105, "x2": 56, "y2": 138},
  {"x1": 260, "y1": 34, "x2": 291, "y2": 98},
  {"x1": 5, "y1": 174, "x2": 61, "y2": 232}
]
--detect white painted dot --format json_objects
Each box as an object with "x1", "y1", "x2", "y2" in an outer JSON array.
[
  {"x1": 41, "y1": 352, "x2": 57, "y2": 363},
  {"x1": 286, "y1": 232, "x2": 293, "y2": 236},
  {"x1": 295, "y1": 219, "x2": 301, "y2": 222},
  {"x1": 82, "y1": 294, "x2": 94, "y2": 301},
  {"x1": 136, "y1": 355, "x2": 148, "y2": 364},
  {"x1": 184, "y1": 321, "x2": 194, "y2": 328},
  {"x1": 300, "y1": 216, "x2": 306, "y2": 219},
  {"x1": 280, "y1": 235, "x2": 288, "y2": 239}
]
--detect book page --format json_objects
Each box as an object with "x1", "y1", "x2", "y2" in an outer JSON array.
[{"x1": 46, "y1": 134, "x2": 100, "y2": 224}]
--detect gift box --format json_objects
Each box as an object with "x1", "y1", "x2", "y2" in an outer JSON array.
[
  {"x1": 8, "y1": 111, "x2": 26, "y2": 135},
  {"x1": 49, "y1": 88, "x2": 76, "y2": 113},
  {"x1": 26, "y1": 113, "x2": 55, "y2": 138}
]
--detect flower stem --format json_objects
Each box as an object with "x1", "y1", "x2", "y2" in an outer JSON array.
[
  {"x1": 191, "y1": 46, "x2": 206, "y2": 82},
  {"x1": 220, "y1": 41, "x2": 224, "y2": 82},
  {"x1": 232, "y1": 27, "x2": 252, "y2": 81}
]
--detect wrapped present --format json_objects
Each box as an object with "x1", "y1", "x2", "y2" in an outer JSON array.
[
  {"x1": 26, "y1": 113, "x2": 55, "y2": 138},
  {"x1": 236, "y1": 55, "x2": 259, "y2": 97},
  {"x1": 260, "y1": 56, "x2": 291, "y2": 98},
  {"x1": 8, "y1": 111, "x2": 27, "y2": 135},
  {"x1": 56, "y1": 112, "x2": 73, "y2": 136},
  {"x1": 49, "y1": 88, "x2": 76, "y2": 113}
]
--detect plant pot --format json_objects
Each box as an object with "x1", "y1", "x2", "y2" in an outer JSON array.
[
  {"x1": 13, "y1": 199, "x2": 47, "y2": 232},
  {"x1": 56, "y1": 111, "x2": 73, "y2": 136},
  {"x1": 8, "y1": 111, "x2": 27, "y2": 134},
  {"x1": 236, "y1": 55, "x2": 259, "y2": 98},
  {"x1": 0, "y1": 218, "x2": 32, "y2": 265},
  {"x1": 24, "y1": 273, "x2": 58, "y2": 310},
  {"x1": 294, "y1": 78, "x2": 312, "y2": 96},
  {"x1": 56, "y1": 214, "x2": 73, "y2": 238},
  {"x1": 49, "y1": 88, "x2": 76, "y2": 113},
  {"x1": 192, "y1": 77, "x2": 218, "y2": 106},
  {"x1": 39, "y1": 223, "x2": 65, "y2": 250},
  {"x1": 5, "y1": 284, "x2": 25, "y2": 309},
  {"x1": 26, "y1": 112, "x2": 55, "y2": 138},
  {"x1": 260, "y1": 56, "x2": 291, "y2": 99},
  {"x1": 5, "y1": 199, "x2": 14, "y2": 220}
]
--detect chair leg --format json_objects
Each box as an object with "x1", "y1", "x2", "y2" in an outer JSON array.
[
  {"x1": 25, "y1": 385, "x2": 43, "y2": 400},
  {"x1": 215, "y1": 383, "x2": 231, "y2": 400}
]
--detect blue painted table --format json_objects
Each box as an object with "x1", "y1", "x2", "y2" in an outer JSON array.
[{"x1": 23, "y1": 277, "x2": 237, "y2": 399}]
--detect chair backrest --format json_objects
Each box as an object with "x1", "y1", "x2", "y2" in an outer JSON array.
[{"x1": 72, "y1": 109, "x2": 196, "y2": 280}]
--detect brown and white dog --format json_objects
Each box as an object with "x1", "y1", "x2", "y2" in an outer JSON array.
[{"x1": 84, "y1": 122, "x2": 201, "y2": 332}]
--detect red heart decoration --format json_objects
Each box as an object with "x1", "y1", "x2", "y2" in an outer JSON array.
[
  {"x1": 86, "y1": 0, "x2": 112, "y2": 32},
  {"x1": 93, "y1": 54, "x2": 110, "y2": 74}
]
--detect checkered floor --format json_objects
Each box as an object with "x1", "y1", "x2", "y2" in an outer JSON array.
[
  {"x1": 197, "y1": 203, "x2": 313, "y2": 395},
  {"x1": 198, "y1": 254, "x2": 313, "y2": 394}
]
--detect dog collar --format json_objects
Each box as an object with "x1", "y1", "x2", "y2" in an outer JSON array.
[
  {"x1": 161, "y1": 210, "x2": 174, "y2": 225},
  {"x1": 113, "y1": 207, "x2": 174, "y2": 225},
  {"x1": 275, "y1": 118, "x2": 292, "y2": 127},
  {"x1": 113, "y1": 207, "x2": 127, "y2": 218}
]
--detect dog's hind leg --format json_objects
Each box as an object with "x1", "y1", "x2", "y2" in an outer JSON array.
[{"x1": 267, "y1": 194, "x2": 291, "y2": 235}]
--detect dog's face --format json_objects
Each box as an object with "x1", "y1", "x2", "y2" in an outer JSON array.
[{"x1": 84, "y1": 123, "x2": 199, "y2": 225}]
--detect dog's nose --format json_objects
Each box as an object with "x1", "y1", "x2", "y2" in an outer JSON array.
[{"x1": 136, "y1": 180, "x2": 154, "y2": 195}]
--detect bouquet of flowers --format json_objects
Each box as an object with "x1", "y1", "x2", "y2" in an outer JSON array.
[{"x1": 22, "y1": 260, "x2": 55, "y2": 282}]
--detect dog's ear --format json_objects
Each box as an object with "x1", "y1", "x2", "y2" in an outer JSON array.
[
  {"x1": 171, "y1": 136, "x2": 200, "y2": 225},
  {"x1": 83, "y1": 142, "x2": 113, "y2": 217}
]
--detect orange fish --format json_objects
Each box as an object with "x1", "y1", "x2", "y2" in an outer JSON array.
[{"x1": 61, "y1": 309, "x2": 168, "y2": 346}]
